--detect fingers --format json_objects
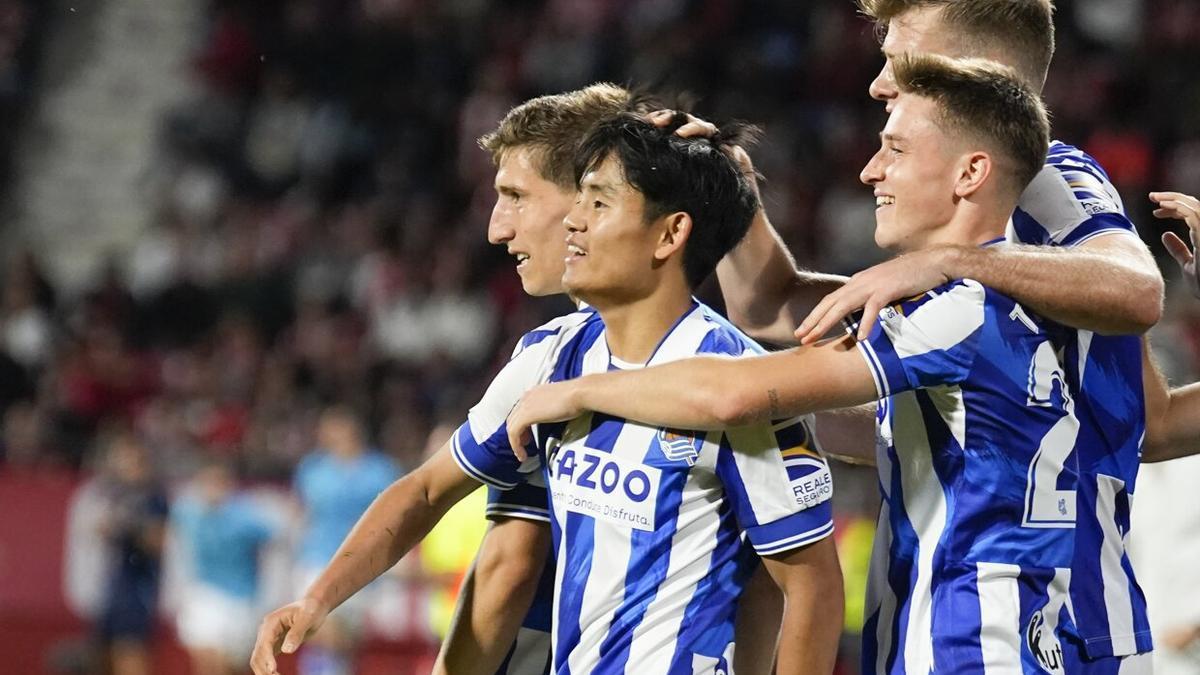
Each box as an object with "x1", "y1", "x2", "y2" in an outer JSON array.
[
  {"x1": 250, "y1": 614, "x2": 286, "y2": 675},
  {"x1": 508, "y1": 415, "x2": 530, "y2": 461},
  {"x1": 857, "y1": 297, "x2": 885, "y2": 341},
  {"x1": 281, "y1": 612, "x2": 313, "y2": 655},
  {"x1": 795, "y1": 291, "x2": 841, "y2": 344},
  {"x1": 646, "y1": 109, "x2": 718, "y2": 138},
  {"x1": 1162, "y1": 231, "x2": 1194, "y2": 268}
]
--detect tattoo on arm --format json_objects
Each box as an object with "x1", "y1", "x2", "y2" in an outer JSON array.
[{"x1": 767, "y1": 388, "x2": 781, "y2": 420}]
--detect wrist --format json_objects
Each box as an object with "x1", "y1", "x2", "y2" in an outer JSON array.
[{"x1": 934, "y1": 244, "x2": 972, "y2": 283}]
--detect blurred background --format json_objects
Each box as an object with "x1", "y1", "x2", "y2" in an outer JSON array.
[{"x1": 1, "y1": 0, "x2": 1200, "y2": 674}]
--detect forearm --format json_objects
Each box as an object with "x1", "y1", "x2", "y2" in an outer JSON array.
[
  {"x1": 769, "y1": 538, "x2": 843, "y2": 675},
  {"x1": 939, "y1": 239, "x2": 1162, "y2": 334},
  {"x1": 717, "y1": 210, "x2": 845, "y2": 345},
  {"x1": 570, "y1": 338, "x2": 875, "y2": 430},
  {"x1": 1145, "y1": 382, "x2": 1200, "y2": 462},
  {"x1": 305, "y1": 465, "x2": 475, "y2": 610},
  {"x1": 436, "y1": 520, "x2": 550, "y2": 675}
]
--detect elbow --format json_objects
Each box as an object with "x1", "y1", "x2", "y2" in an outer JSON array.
[
  {"x1": 710, "y1": 385, "x2": 762, "y2": 428},
  {"x1": 1119, "y1": 274, "x2": 1164, "y2": 334},
  {"x1": 474, "y1": 533, "x2": 546, "y2": 601}
]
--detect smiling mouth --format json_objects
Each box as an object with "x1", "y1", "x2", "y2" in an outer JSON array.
[
  {"x1": 566, "y1": 244, "x2": 587, "y2": 260},
  {"x1": 514, "y1": 253, "x2": 530, "y2": 268},
  {"x1": 876, "y1": 196, "x2": 895, "y2": 207}
]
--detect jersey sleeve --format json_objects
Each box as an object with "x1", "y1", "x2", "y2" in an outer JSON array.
[
  {"x1": 1011, "y1": 144, "x2": 1138, "y2": 248},
  {"x1": 450, "y1": 327, "x2": 562, "y2": 490},
  {"x1": 484, "y1": 478, "x2": 550, "y2": 523},
  {"x1": 849, "y1": 279, "x2": 986, "y2": 399},
  {"x1": 714, "y1": 415, "x2": 835, "y2": 556}
]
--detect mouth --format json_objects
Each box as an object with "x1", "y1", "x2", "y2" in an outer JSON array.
[
  {"x1": 565, "y1": 243, "x2": 588, "y2": 263},
  {"x1": 875, "y1": 195, "x2": 895, "y2": 208},
  {"x1": 512, "y1": 252, "x2": 531, "y2": 270}
]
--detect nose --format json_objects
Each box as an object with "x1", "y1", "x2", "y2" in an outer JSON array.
[
  {"x1": 868, "y1": 61, "x2": 898, "y2": 103},
  {"x1": 487, "y1": 202, "x2": 514, "y2": 245},
  {"x1": 860, "y1": 148, "x2": 885, "y2": 186},
  {"x1": 564, "y1": 197, "x2": 586, "y2": 234}
]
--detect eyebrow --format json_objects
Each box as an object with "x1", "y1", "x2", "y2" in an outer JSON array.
[
  {"x1": 881, "y1": 132, "x2": 906, "y2": 144},
  {"x1": 581, "y1": 180, "x2": 619, "y2": 198}
]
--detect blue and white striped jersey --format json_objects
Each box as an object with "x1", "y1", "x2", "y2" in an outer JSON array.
[
  {"x1": 1009, "y1": 141, "x2": 1152, "y2": 659},
  {"x1": 455, "y1": 310, "x2": 600, "y2": 675},
  {"x1": 453, "y1": 301, "x2": 835, "y2": 675},
  {"x1": 853, "y1": 275, "x2": 1086, "y2": 674}
]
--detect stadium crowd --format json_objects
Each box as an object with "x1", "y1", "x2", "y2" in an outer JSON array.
[{"x1": 3, "y1": 0, "x2": 1200, "y2": 674}]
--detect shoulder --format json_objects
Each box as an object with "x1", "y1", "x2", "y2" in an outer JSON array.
[
  {"x1": 1014, "y1": 141, "x2": 1130, "y2": 245},
  {"x1": 693, "y1": 304, "x2": 766, "y2": 358},
  {"x1": 513, "y1": 308, "x2": 600, "y2": 356}
]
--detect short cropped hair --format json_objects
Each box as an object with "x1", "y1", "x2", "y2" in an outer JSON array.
[
  {"x1": 893, "y1": 53, "x2": 1050, "y2": 192},
  {"x1": 859, "y1": 0, "x2": 1055, "y2": 89},
  {"x1": 478, "y1": 83, "x2": 658, "y2": 190},
  {"x1": 573, "y1": 113, "x2": 759, "y2": 289}
]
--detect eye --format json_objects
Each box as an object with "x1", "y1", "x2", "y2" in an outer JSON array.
[{"x1": 592, "y1": 200, "x2": 606, "y2": 209}]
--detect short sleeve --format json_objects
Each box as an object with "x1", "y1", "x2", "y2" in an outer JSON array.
[
  {"x1": 714, "y1": 415, "x2": 835, "y2": 556},
  {"x1": 850, "y1": 279, "x2": 986, "y2": 399},
  {"x1": 485, "y1": 479, "x2": 550, "y2": 523},
  {"x1": 1011, "y1": 144, "x2": 1138, "y2": 248},
  {"x1": 450, "y1": 326, "x2": 565, "y2": 489}
]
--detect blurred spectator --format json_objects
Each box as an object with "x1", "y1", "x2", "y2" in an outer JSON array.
[
  {"x1": 94, "y1": 432, "x2": 169, "y2": 675},
  {"x1": 292, "y1": 405, "x2": 401, "y2": 675},
  {"x1": 170, "y1": 459, "x2": 280, "y2": 675}
]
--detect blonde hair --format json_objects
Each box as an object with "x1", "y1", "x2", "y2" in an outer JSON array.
[
  {"x1": 479, "y1": 83, "x2": 656, "y2": 189},
  {"x1": 859, "y1": 0, "x2": 1055, "y2": 89},
  {"x1": 893, "y1": 53, "x2": 1050, "y2": 191}
]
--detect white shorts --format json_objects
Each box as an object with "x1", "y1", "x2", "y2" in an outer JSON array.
[{"x1": 175, "y1": 583, "x2": 258, "y2": 662}]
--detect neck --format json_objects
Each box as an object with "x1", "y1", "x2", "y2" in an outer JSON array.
[
  {"x1": 589, "y1": 275, "x2": 695, "y2": 364},
  {"x1": 916, "y1": 196, "x2": 1011, "y2": 250}
]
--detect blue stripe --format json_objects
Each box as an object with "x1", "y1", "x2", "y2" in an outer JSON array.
[
  {"x1": 748, "y1": 508, "x2": 835, "y2": 555},
  {"x1": 521, "y1": 327, "x2": 562, "y2": 350},
  {"x1": 1058, "y1": 213, "x2": 1136, "y2": 248},
  {"x1": 668, "y1": 522, "x2": 753, "y2": 673},
  {"x1": 593, "y1": 467, "x2": 689, "y2": 671},
  {"x1": 452, "y1": 426, "x2": 518, "y2": 489},
  {"x1": 553, "y1": 512, "x2": 594, "y2": 675}
]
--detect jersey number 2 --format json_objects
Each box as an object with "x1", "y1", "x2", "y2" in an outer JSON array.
[{"x1": 1013, "y1": 305, "x2": 1077, "y2": 528}]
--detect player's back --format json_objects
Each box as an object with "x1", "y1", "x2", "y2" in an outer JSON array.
[
  {"x1": 1010, "y1": 140, "x2": 1151, "y2": 659},
  {"x1": 855, "y1": 276, "x2": 1081, "y2": 674}
]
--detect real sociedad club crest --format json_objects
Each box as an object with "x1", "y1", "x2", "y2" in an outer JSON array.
[{"x1": 658, "y1": 428, "x2": 701, "y2": 465}]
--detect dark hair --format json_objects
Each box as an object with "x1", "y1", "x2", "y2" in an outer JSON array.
[
  {"x1": 478, "y1": 83, "x2": 662, "y2": 189},
  {"x1": 573, "y1": 113, "x2": 760, "y2": 288}
]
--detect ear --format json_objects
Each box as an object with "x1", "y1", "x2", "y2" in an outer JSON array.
[
  {"x1": 653, "y1": 212, "x2": 692, "y2": 263},
  {"x1": 954, "y1": 151, "x2": 992, "y2": 199}
]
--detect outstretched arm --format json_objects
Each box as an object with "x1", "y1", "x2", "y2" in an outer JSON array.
[
  {"x1": 507, "y1": 335, "x2": 878, "y2": 456},
  {"x1": 250, "y1": 447, "x2": 479, "y2": 675},
  {"x1": 796, "y1": 234, "x2": 1163, "y2": 343}
]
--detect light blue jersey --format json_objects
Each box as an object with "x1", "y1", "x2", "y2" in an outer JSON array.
[
  {"x1": 453, "y1": 302, "x2": 834, "y2": 675},
  {"x1": 293, "y1": 451, "x2": 400, "y2": 567},
  {"x1": 172, "y1": 494, "x2": 276, "y2": 599},
  {"x1": 853, "y1": 274, "x2": 1085, "y2": 674},
  {"x1": 1010, "y1": 141, "x2": 1152, "y2": 660}
]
